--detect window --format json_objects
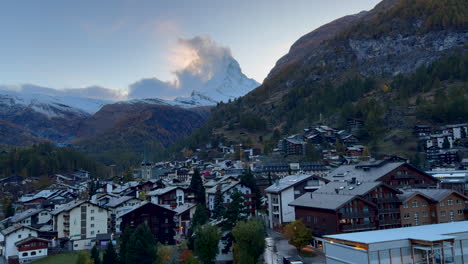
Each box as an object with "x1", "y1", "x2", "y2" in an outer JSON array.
[
  {"x1": 440, "y1": 201, "x2": 445, "y2": 207},
  {"x1": 91, "y1": 217, "x2": 95, "y2": 221},
  {"x1": 458, "y1": 210, "x2": 463, "y2": 215},
  {"x1": 422, "y1": 211, "x2": 427, "y2": 217},
  {"x1": 457, "y1": 200, "x2": 462, "y2": 205},
  {"x1": 448, "y1": 199, "x2": 453, "y2": 205},
  {"x1": 22, "y1": 252, "x2": 28, "y2": 257},
  {"x1": 91, "y1": 231, "x2": 95, "y2": 235},
  {"x1": 412, "y1": 201, "x2": 418, "y2": 208},
  {"x1": 91, "y1": 224, "x2": 94, "y2": 228},
  {"x1": 91, "y1": 209, "x2": 95, "y2": 213},
  {"x1": 441, "y1": 211, "x2": 446, "y2": 217},
  {"x1": 403, "y1": 202, "x2": 409, "y2": 208},
  {"x1": 404, "y1": 213, "x2": 410, "y2": 219},
  {"x1": 422, "y1": 201, "x2": 427, "y2": 207},
  {"x1": 450, "y1": 211, "x2": 454, "y2": 221},
  {"x1": 414, "y1": 212, "x2": 419, "y2": 226},
  {"x1": 18, "y1": 234, "x2": 22, "y2": 239},
  {"x1": 31, "y1": 251, "x2": 36, "y2": 256}
]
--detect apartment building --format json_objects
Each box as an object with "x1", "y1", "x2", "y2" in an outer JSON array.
[
  {"x1": 265, "y1": 174, "x2": 329, "y2": 229},
  {"x1": 399, "y1": 189, "x2": 467, "y2": 227},
  {"x1": 51, "y1": 200, "x2": 109, "y2": 250}
]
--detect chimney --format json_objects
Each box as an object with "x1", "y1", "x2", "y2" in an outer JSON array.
[
  {"x1": 310, "y1": 192, "x2": 313, "y2": 199},
  {"x1": 335, "y1": 188, "x2": 339, "y2": 194}
]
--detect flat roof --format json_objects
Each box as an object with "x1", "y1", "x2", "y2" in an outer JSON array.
[{"x1": 325, "y1": 221, "x2": 468, "y2": 244}]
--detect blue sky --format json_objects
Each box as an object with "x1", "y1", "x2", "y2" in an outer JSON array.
[{"x1": 0, "y1": 0, "x2": 380, "y2": 91}]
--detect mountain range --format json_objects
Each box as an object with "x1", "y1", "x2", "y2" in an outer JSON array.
[{"x1": 0, "y1": 47, "x2": 258, "y2": 163}]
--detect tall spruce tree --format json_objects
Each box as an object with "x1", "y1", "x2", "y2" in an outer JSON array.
[
  {"x1": 188, "y1": 204, "x2": 209, "y2": 250},
  {"x1": 118, "y1": 228, "x2": 132, "y2": 264},
  {"x1": 212, "y1": 186, "x2": 224, "y2": 219},
  {"x1": 90, "y1": 245, "x2": 101, "y2": 264},
  {"x1": 223, "y1": 190, "x2": 247, "y2": 231},
  {"x1": 239, "y1": 169, "x2": 261, "y2": 211},
  {"x1": 102, "y1": 241, "x2": 118, "y2": 264},
  {"x1": 126, "y1": 224, "x2": 158, "y2": 264},
  {"x1": 190, "y1": 169, "x2": 206, "y2": 205}
]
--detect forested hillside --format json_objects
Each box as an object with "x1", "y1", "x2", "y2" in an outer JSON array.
[{"x1": 0, "y1": 143, "x2": 109, "y2": 178}]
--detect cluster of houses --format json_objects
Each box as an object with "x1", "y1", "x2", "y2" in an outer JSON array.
[
  {"x1": 0, "y1": 162, "x2": 260, "y2": 264},
  {"x1": 265, "y1": 158, "x2": 468, "y2": 238},
  {"x1": 415, "y1": 123, "x2": 468, "y2": 167},
  {"x1": 277, "y1": 125, "x2": 365, "y2": 165},
  {"x1": 1, "y1": 138, "x2": 468, "y2": 263}
]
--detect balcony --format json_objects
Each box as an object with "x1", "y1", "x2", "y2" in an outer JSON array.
[
  {"x1": 379, "y1": 219, "x2": 401, "y2": 226},
  {"x1": 342, "y1": 223, "x2": 377, "y2": 232},
  {"x1": 376, "y1": 197, "x2": 401, "y2": 203},
  {"x1": 378, "y1": 208, "x2": 400, "y2": 214},
  {"x1": 340, "y1": 211, "x2": 375, "y2": 218},
  {"x1": 393, "y1": 174, "x2": 418, "y2": 179}
]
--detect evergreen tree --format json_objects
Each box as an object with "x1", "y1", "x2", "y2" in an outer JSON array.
[
  {"x1": 223, "y1": 190, "x2": 247, "y2": 231},
  {"x1": 188, "y1": 204, "x2": 209, "y2": 250},
  {"x1": 442, "y1": 137, "x2": 451, "y2": 149},
  {"x1": 239, "y1": 169, "x2": 261, "y2": 210},
  {"x1": 190, "y1": 169, "x2": 206, "y2": 205},
  {"x1": 91, "y1": 245, "x2": 101, "y2": 264},
  {"x1": 232, "y1": 218, "x2": 266, "y2": 264},
  {"x1": 194, "y1": 224, "x2": 221, "y2": 264},
  {"x1": 118, "y1": 228, "x2": 132, "y2": 264},
  {"x1": 102, "y1": 242, "x2": 118, "y2": 264},
  {"x1": 3, "y1": 197, "x2": 15, "y2": 218},
  {"x1": 122, "y1": 168, "x2": 134, "y2": 183},
  {"x1": 212, "y1": 186, "x2": 225, "y2": 219},
  {"x1": 126, "y1": 224, "x2": 158, "y2": 264}
]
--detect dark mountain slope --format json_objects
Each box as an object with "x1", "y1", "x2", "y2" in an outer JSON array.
[
  {"x1": 162, "y1": 0, "x2": 468, "y2": 161},
  {"x1": 73, "y1": 103, "x2": 211, "y2": 166}
]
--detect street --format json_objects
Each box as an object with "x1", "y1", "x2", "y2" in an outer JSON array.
[{"x1": 264, "y1": 229, "x2": 325, "y2": 264}]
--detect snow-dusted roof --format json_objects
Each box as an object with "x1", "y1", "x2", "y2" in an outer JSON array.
[
  {"x1": 146, "y1": 186, "x2": 178, "y2": 196},
  {"x1": 9, "y1": 208, "x2": 45, "y2": 223},
  {"x1": 105, "y1": 196, "x2": 139, "y2": 208},
  {"x1": 19, "y1": 189, "x2": 59, "y2": 203},
  {"x1": 325, "y1": 221, "x2": 468, "y2": 244},
  {"x1": 265, "y1": 174, "x2": 316, "y2": 194}
]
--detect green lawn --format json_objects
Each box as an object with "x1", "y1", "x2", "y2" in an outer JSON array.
[{"x1": 31, "y1": 253, "x2": 79, "y2": 264}]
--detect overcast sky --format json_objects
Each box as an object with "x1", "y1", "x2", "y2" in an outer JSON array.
[{"x1": 0, "y1": 0, "x2": 380, "y2": 91}]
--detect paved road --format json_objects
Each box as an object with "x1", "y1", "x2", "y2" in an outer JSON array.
[{"x1": 265, "y1": 230, "x2": 325, "y2": 264}]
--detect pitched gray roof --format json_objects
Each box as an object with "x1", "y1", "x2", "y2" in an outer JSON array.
[
  {"x1": 327, "y1": 161, "x2": 406, "y2": 182},
  {"x1": 105, "y1": 196, "x2": 138, "y2": 208},
  {"x1": 146, "y1": 186, "x2": 178, "y2": 196},
  {"x1": 289, "y1": 192, "x2": 357, "y2": 210},
  {"x1": 399, "y1": 188, "x2": 467, "y2": 202},
  {"x1": 1, "y1": 224, "x2": 39, "y2": 236},
  {"x1": 9, "y1": 208, "x2": 45, "y2": 223},
  {"x1": 265, "y1": 174, "x2": 317, "y2": 194},
  {"x1": 313, "y1": 181, "x2": 382, "y2": 196}
]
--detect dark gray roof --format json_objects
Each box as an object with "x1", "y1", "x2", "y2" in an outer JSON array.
[
  {"x1": 398, "y1": 188, "x2": 467, "y2": 202},
  {"x1": 314, "y1": 181, "x2": 383, "y2": 196},
  {"x1": 1, "y1": 224, "x2": 39, "y2": 236},
  {"x1": 289, "y1": 192, "x2": 357, "y2": 210},
  {"x1": 327, "y1": 161, "x2": 405, "y2": 182},
  {"x1": 105, "y1": 196, "x2": 139, "y2": 208},
  {"x1": 9, "y1": 208, "x2": 45, "y2": 223}
]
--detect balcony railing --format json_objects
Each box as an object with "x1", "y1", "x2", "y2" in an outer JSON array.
[
  {"x1": 342, "y1": 223, "x2": 377, "y2": 232},
  {"x1": 393, "y1": 174, "x2": 418, "y2": 179},
  {"x1": 340, "y1": 211, "x2": 375, "y2": 218},
  {"x1": 379, "y1": 219, "x2": 401, "y2": 226},
  {"x1": 376, "y1": 197, "x2": 401, "y2": 203},
  {"x1": 378, "y1": 208, "x2": 400, "y2": 214}
]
